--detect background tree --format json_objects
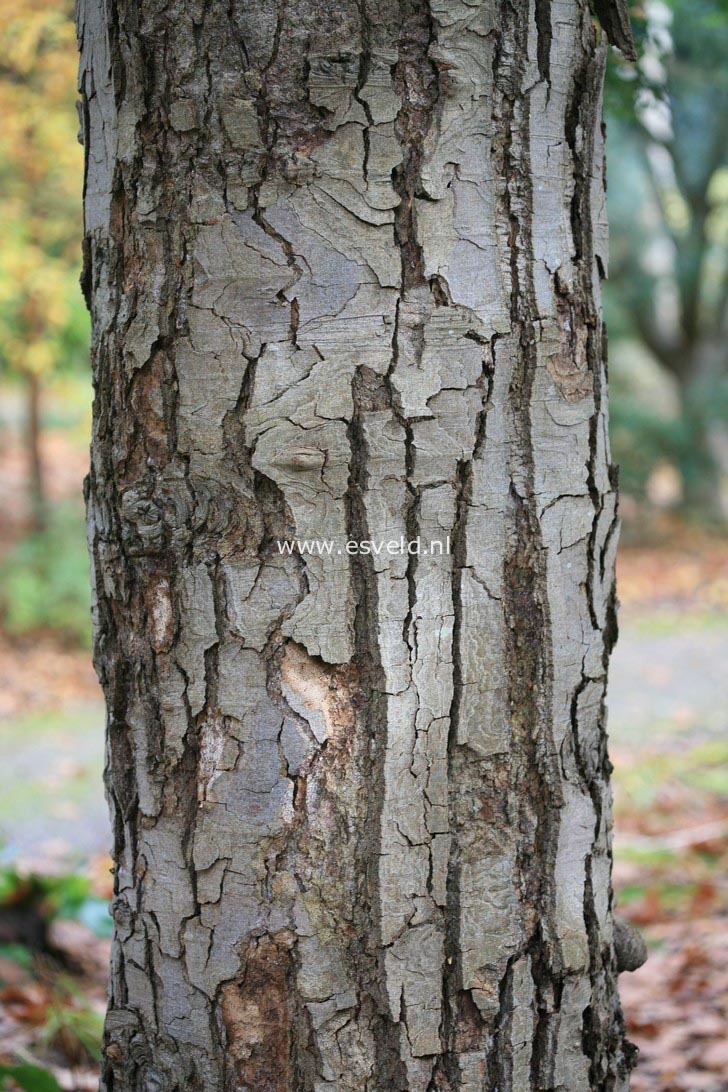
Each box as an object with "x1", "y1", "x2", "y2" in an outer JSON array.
[
  {"x1": 0, "y1": 0, "x2": 88, "y2": 530},
  {"x1": 79, "y1": 1, "x2": 639, "y2": 1090},
  {"x1": 605, "y1": 0, "x2": 728, "y2": 518}
]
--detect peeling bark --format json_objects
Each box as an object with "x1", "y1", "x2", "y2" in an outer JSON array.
[{"x1": 78, "y1": 0, "x2": 636, "y2": 1088}]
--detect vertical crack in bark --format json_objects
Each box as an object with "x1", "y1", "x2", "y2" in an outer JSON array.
[
  {"x1": 250, "y1": 0, "x2": 304, "y2": 350},
  {"x1": 384, "y1": 5, "x2": 444, "y2": 1083},
  {"x1": 347, "y1": 365, "x2": 410, "y2": 1090},
  {"x1": 534, "y1": 0, "x2": 553, "y2": 87},
  {"x1": 391, "y1": 1, "x2": 438, "y2": 293},
  {"x1": 493, "y1": 4, "x2": 564, "y2": 1087},
  {"x1": 565, "y1": 20, "x2": 635, "y2": 1086},
  {"x1": 437, "y1": 335, "x2": 496, "y2": 1089},
  {"x1": 354, "y1": 0, "x2": 374, "y2": 185}
]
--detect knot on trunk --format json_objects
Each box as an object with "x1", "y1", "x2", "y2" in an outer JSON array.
[{"x1": 614, "y1": 917, "x2": 648, "y2": 973}]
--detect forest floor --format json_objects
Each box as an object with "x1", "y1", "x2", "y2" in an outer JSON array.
[
  {"x1": 1, "y1": 395, "x2": 727, "y2": 1089},
  {"x1": 610, "y1": 542, "x2": 728, "y2": 1092}
]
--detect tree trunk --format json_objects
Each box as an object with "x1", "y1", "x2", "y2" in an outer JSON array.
[
  {"x1": 78, "y1": 1, "x2": 636, "y2": 1089},
  {"x1": 27, "y1": 369, "x2": 45, "y2": 532},
  {"x1": 673, "y1": 348, "x2": 728, "y2": 523}
]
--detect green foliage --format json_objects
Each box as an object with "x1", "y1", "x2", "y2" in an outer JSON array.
[
  {"x1": 0, "y1": 866, "x2": 88, "y2": 916},
  {"x1": 0, "y1": 872, "x2": 107, "y2": 1073},
  {"x1": 0, "y1": 0, "x2": 87, "y2": 386},
  {"x1": 610, "y1": 394, "x2": 690, "y2": 498},
  {"x1": 610, "y1": 359, "x2": 728, "y2": 507},
  {"x1": 36, "y1": 978, "x2": 105, "y2": 1063},
  {"x1": 0, "y1": 1064, "x2": 61, "y2": 1092},
  {"x1": 0, "y1": 867, "x2": 111, "y2": 938},
  {"x1": 0, "y1": 943, "x2": 34, "y2": 970},
  {"x1": 604, "y1": 0, "x2": 728, "y2": 518},
  {"x1": 0, "y1": 502, "x2": 91, "y2": 647},
  {"x1": 0, "y1": 202, "x2": 89, "y2": 382}
]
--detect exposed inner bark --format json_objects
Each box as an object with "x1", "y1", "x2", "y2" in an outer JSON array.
[
  {"x1": 220, "y1": 934, "x2": 294, "y2": 1092},
  {"x1": 78, "y1": 0, "x2": 636, "y2": 1088}
]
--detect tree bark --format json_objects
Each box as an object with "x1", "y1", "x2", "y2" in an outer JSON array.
[
  {"x1": 26, "y1": 369, "x2": 45, "y2": 532},
  {"x1": 78, "y1": 1, "x2": 636, "y2": 1089}
]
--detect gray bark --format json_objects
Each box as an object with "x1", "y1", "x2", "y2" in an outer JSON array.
[{"x1": 78, "y1": 0, "x2": 636, "y2": 1089}]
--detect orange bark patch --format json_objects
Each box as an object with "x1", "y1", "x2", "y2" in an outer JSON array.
[
  {"x1": 143, "y1": 572, "x2": 175, "y2": 653},
  {"x1": 546, "y1": 292, "x2": 593, "y2": 403},
  {"x1": 280, "y1": 641, "x2": 359, "y2": 746},
  {"x1": 219, "y1": 933, "x2": 294, "y2": 1092}
]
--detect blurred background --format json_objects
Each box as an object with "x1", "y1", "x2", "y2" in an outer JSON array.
[{"x1": 0, "y1": 1, "x2": 727, "y2": 1089}]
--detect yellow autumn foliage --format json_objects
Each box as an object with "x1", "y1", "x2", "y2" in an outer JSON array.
[{"x1": 0, "y1": 0, "x2": 87, "y2": 380}]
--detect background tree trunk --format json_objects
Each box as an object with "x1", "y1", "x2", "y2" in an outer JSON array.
[
  {"x1": 26, "y1": 369, "x2": 45, "y2": 532},
  {"x1": 78, "y1": 0, "x2": 636, "y2": 1089}
]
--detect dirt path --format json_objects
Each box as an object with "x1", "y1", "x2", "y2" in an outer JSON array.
[{"x1": 610, "y1": 618, "x2": 728, "y2": 744}]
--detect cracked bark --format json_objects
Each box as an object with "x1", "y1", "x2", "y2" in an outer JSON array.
[{"x1": 78, "y1": 0, "x2": 636, "y2": 1088}]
